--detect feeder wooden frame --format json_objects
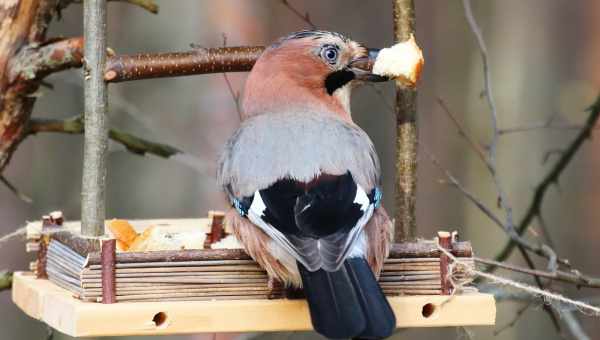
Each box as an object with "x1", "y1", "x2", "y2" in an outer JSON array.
[{"x1": 12, "y1": 272, "x2": 495, "y2": 337}]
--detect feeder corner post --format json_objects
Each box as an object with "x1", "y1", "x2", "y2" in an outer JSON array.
[
  {"x1": 81, "y1": 0, "x2": 109, "y2": 237},
  {"x1": 392, "y1": 0, "x2": 418, "y2": 242}
]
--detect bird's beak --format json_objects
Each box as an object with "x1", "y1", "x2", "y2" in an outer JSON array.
[{"x1": 349, "y1": 48, "x2": 388, "y2": 82}]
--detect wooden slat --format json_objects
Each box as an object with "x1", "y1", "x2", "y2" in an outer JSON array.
[{"x1": 12, "y1": 272, "x2": 495, "y2": 337}]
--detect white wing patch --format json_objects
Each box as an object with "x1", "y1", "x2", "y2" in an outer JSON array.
[{"x1": 247, "y1": 184, "x2": 375, "y2": 272}]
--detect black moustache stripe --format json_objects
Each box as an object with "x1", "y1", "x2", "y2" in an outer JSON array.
[{"x1": 324, "y1": 69, "x2": 355, "y2": 95}]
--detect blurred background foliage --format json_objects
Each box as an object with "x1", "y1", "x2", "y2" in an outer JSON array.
[{"x1": 1, "y1": 1, "x2": 599, "y2": 339}]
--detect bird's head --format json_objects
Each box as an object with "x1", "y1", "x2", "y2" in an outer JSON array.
[{"x1": 241, "y1": 30, "x2": 387, "y2": 121}]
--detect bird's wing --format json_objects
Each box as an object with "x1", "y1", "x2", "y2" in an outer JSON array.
[{"x1": 228, "y1": 172, "x2": 382, "y2": 271}]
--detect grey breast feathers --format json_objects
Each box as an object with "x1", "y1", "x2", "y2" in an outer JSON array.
[{"x1": 217, "y1": 112, "x2": 381, "y2": 197}]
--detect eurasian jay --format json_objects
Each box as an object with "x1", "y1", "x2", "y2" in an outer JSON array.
[{"x1": 218, "y1": 30, "x2": 396, "y2": 339}]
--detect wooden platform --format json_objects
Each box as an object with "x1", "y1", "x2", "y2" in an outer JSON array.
[{"x1": 13, "y1": 272, "x2": 496, "y2": 337}]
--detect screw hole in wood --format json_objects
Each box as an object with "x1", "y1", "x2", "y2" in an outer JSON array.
[
  {"x1": 152, "y1": 312, "x2": 168, "y2": 328},
  {"x1": 421, "y1": 303, "x2": 436, "y2": 318}
]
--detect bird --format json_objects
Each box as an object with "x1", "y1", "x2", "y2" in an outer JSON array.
[{"x1": 217, "y1": 30, "x2": 396, "y2": 339}]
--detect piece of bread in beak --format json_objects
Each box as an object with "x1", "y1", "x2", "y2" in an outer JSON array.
[{"x1": 372, "y1": 34, "x2": 424, "y2": 88}]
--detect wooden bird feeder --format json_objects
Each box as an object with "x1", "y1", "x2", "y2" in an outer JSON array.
[
  {"x1": 11, "y1": 0, "x2": 495, "y2": 336},
  {"x1": 12, "y1": 213, "x2": 495, "y2": 337}
]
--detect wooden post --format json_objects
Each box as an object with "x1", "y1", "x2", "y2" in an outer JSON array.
[
  {"x1": 392, "y1": 0, "x2": 418, "y2": 241},
  {"x1": 101, "y1": 239, "x2": 116, "y2": 304},
  {"x1": 81, "y1": 0, "x2": 109, "y2": 237},
  {"x1": 35, "y1": 237, "x2": 48, "y2": 279},
  {"x1": 438, "y1": 231, "x2": 452, "y2": 295},
  {"x1": 204, "y1": 211, "x2": 226, "y2": 248}
]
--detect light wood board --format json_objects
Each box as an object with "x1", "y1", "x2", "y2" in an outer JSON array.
[{"x1": 13, "y1": 272, "x2": 495, "y2": 337}]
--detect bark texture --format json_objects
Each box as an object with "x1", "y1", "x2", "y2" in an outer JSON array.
[
  {"x1": 0, "y1": 0, "x2": 82, "y2": 174},
  {"x1": 81, "y1": 0, "x2": 108, "y2": 236},
  {"x1": 392, "y1": 0, "x2": 418, "y2": 241}
]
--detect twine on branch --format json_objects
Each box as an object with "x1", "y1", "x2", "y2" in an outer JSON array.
[{"x1": 437, "y1": 244, "x2": 600, "y2": 316}]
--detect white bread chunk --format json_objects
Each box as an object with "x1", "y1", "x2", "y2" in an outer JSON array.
[{"x1": 373, "y1": 34, "x2": 424, "y2": 87}]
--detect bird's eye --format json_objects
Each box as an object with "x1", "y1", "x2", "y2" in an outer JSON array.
[{"x1": 321, "y1": 46, "x2": 339, "y2": 64}]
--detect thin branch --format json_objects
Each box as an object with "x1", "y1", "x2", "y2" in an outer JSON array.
[
  {"x1": 494, "y1": 95, "x2": 600, "y2": 264},
  {"x1": 68, "y1": 0, "x2": 159, "y2": 14},
  {"x1": 462, "y1": 0, "x2": 515, "y2": 236},
  {"x1": 560, "y1": 310, "x2": 591, "y2": 340},
  {"x1": 27, "y1": 116, "x2": 181, "y2": 158},
  {"x1": 476, "y1": 257, "x2": 600, "y2": 289},
  {"x1": 280, "y1": 0, "x2": 317, "y2": 29},
  {"x1": 437, "y1": 97, "x2": 488, "y2": 167},
  {"x1": 104, "y1": 46, "x2": 264, "y2": 83},
  {"x1": 462, "y1": 0, "x2": 564, "y2": 330},
  {"x1": 220, "y1": 34, "x2": 242, "y2": 120},
  {"x1": 499, "y1": 123, "x2": 599, "y2": 135},
  {"x1": 425, "y1": 148, "x2": 569, "y2": 266},
  {"x1": 110, "y1": 0, "x2": 158, "y2": 13},
  {"x1": 0, "y1": 271, "x2": 12, "y2": 292},
  {"x1": 0, "y1": 175, "x2": 32, "y2": 203},
  {"x1": 493, "y1": 302, "x2": 532, "y2": 336}
]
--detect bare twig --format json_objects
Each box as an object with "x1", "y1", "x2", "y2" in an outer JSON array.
[
  {"x1": 220, "y1": 34, "x2": 242, "y2": 120},
  {"x1": 110, "y1": 0, "x2": 158, "y2": 13},
  {"x1": 494, "y1": 95, "x2": 600, "y2": 264},
  {"x1": 560, "y1": 310, "x2": 591, "y2": 340},
  {"x1": 476, "y1": 257, "x2": 600, "y2": 289},
  {"x1": 425, "y1": 147, "x2": 565, "y2": 265},
  {"x1": 499, "y1": 123, "x2": 598, "y2": 135},
  {"x1": 0, "y1": 175, "x2": 32, "y2": 203},
  {"x1": 69, "y1": 0, "x2": 159, "y2": 14},
  {"x1": 462, "y1": 0, "x2": 515, "y2": 234},
  {"x1": 437, "y1": 97, "x2": 488, "y2": 167},
  {"x1": 462, "y1": 0, "x2": 565, "y2": 330},
  {"x1": 493, "y1": 302, "x2": 532, "y2": 336},
  {"x1": 0, "y1": 271, "x2": 12, "y2": 292},
  {"x1": 280, "y1": 0, "x2": 317, "y2": 29},
  {"x1": 393, "y1": 0, "x2": 418, "y2": 241},
  {"x1": 27, "y1": 116, "x2": 181, "y2": 158}
]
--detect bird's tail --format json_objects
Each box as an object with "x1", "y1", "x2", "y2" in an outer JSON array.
[{"x1": 299, "y1": 257, "x2": 396, "y2": 339}]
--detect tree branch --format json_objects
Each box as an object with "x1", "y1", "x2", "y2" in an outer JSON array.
[
  {"x1": 8, "y1": 37, "x2": 84, "y2": 83},
  {"x1": 27, "y1": 116, "x2": 181, "y2": 158},
  {"x1": 280, "y1": 0, "x2": 317, "y2": 29},
  {"x1": 104, "y1": 46, "x2": 264, "y2": 83},
  {"x1": 476, "y1": 257, "x2": 600, "y2": 289},
  {"x1": 0, "y1": 271, "x2": 12, "y2": 292},
  {"x1": 494, "y1": 94, "x2": 600, "y2": 264},
  {"x1": 65, "y1": 0, "x2": 159, "y2": 14},
  {"x1": 424, "y1": 147, "x2": 566, "y2": 265},
  {"x1": 106, "y1": 0, "x2": 158, "y2": 13},
  {"x1": 0, "y1": 175, "x2": 32, "y2": 203},
  {"x1": 392, "y1": 0, "x2": 418, "y2": 241}
]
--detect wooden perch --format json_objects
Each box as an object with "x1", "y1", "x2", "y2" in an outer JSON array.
[
  {"x1": 105, "y1": 46, "x2": 264, "y2": 83},
  {"x1": 101, "y1": 239, "x2": 116, "y2": 303}
]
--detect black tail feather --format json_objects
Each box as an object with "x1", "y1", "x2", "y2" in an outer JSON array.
[
  {"x1": 299, "y1": 258, "x2": 396, "y2": 339},
  {"x1": 345, "y1": 258, "x2": 396, "y2": 339},
  {"x1": 299, "y1": 264, "x2": 367, "y2": 339}
]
